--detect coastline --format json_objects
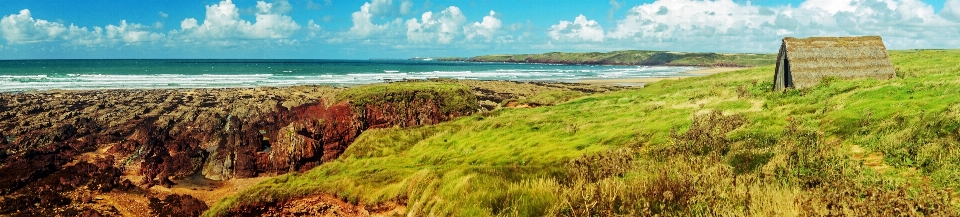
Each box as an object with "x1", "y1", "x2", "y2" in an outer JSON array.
[{"x1": 575, "y1": 67, "x2": 745, "y2": 85}]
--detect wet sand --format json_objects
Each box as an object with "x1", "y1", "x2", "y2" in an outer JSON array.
[{"x1": 576, "y1": 67, "x2": 746, "y2": 85}]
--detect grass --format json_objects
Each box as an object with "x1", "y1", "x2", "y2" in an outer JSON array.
[
  {"x1": 465, "y1": 50, "x2": 776, "y2": 67},
  {"x1": 206, "y1": 49, "x2": 960, "y2": 216},
  {"x1": 335, "y1": 81, "x2": 478, "y2": 114}
]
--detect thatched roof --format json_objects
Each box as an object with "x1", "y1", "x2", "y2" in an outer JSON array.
[{"x1": 776, "y1": 36, "x2": 895, "y2": 89}]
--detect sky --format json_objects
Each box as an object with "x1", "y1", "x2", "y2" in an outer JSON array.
[{"x1": 1, "y1": 0, "x2": 959, "y2": 59}]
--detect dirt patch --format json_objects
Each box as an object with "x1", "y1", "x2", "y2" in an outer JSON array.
[
  {"x1": 850, "y1": 144, "x2": 890, "y2": 173},
  {"x1": 504, "y1": 101, "x2": 533, "y2": 108},
  {"x1": 152, "y1": 176, "x2": 272, "y2": 206}
]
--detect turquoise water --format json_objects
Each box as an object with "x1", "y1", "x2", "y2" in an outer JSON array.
[{"x1": 0, "y1": 59, "x2": 700, "y2": 92}]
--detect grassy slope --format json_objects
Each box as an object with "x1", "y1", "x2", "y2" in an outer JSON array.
[
  {"x1": 466, "y1": 50, "x2": 776, "y2": 67},
  {"x1": 335, "y1": 81, "x2": 479, "y2": 113},
  {"x1": 207, "y1": 50, "x2": 960, "y2": 216}
]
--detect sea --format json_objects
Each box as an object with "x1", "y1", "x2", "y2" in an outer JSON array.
[{"x1": 0, "y1": 59, "x2": 701, "y2": 92}]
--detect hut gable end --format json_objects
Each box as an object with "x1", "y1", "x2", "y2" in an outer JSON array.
[{"x1": 773, "y1": 36, "x2": 896, "y2": 90}]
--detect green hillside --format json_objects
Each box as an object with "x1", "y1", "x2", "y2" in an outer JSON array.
[
  {"x1": 208, "y1": 50, "x2": 960, "y2": 216},
  {"x1": 465, "y1": 50, "x2": 777, "y2": 67}
]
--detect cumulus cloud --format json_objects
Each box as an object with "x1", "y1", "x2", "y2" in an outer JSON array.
[
  {"x1": 405, "y1": 6, "x2": 466, "y2": 44},
  {"x1": 347, "y1": 2, "x2": 394, "y2": 37},
  {"x1": 605, "y1": 0, "x2": 960, "y2": 52},
  {"x1": 548, "y1": 14, "x2": 604, "y2": 42},
  {"x1": 62, "y1": 21, "x2": 164, "y2": 46},
  {"x1": 463, "y1": 10, "x2": 501, "y2": 41},
  {"x1": 0, "y1": 9, "x2": 162, "y2": 46},
  {"x1": 0, "y1": 9, "x2": 67, "y2": 44},
  {"x1": 103, "y1": 21, "x2": 164, "y2": 44},
  {"x1": 175, "y1": 0, "x2": 300, "y2": 41},
  {"x1": 942, "y1": 0, "x2": 960, "y2": 20},
  {"x1": 158, "y1": 11, "x2": 169, "y2": 19}
]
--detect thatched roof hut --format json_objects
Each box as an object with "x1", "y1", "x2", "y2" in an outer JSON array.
[{"x1": 773, "y1": 36, "x2": 896, "y2": 90}]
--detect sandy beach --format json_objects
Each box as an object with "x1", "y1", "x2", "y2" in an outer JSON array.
[{"x1": 576, "y1": 67, "x2": 746, "y2": 85}]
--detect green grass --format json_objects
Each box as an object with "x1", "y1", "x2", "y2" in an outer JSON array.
[
  {"x1": 206, "y1": 50, "x2": 960, "y2": 216},
  {"x1": 466, "y1": 50, "x2": 776, "y2": 67}
]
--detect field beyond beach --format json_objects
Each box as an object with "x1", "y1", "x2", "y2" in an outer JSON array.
[
  {"x1": 3, "y1": 50, "x2": 960, "y2": 216},
  {"x1": 577, "y1": 67, "x2": 746, "y2": 85}
]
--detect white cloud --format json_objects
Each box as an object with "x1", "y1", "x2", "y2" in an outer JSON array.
[
  {"x1": 0, "y1": 9, "x2": 67, "y2": 44},
  {"x1": 401, "y1": 0, "x2": 414, "y2": 15},
  {"x1": 799, "y1": 0, "x2": 858, "y2": 14},
  {"x1": 307, "y1": 19, "x2": 322, "y2": 38},
  {"x1": 343, "y1": 0, "x2": 412, "y2": 43},
  {"x1": 507, "y1": 22, "x2": 524, "y2": 31},
  {"x1": 348, "y1": 3, "x2": 383, "y2": 37},
  {"x1": 463, "y1": 10, "x2": 501, "y2": 41},
  {"x1": 548, "y1": 14, "x2": 604, "y2": 42},
  {"x1": 608, "y1": 0, "x2": 773, "y2": 40},
  {"x1": 605, "y1": 0, "x2": 960, "y2": 52},
  {"x1": 369, "y1": 0, "x2": 395, "y2": 16},
  {"x1": 348, "y1": 2, "x2": 391, "y2": 37},
  {"x1": 405, "y1": 6, "x2": 466, "y2": 44},
  {"x1": 181, "y1": 18, "x2": 198, "y2": 30},
  {"x1": 609, "y1": 0, "x2": 622, "y2": 19},
  {"x1": 175, "y1": 0, "x2": 300, "y2": 41},
  {"x1": 159, "y1": 11, "x2": 169, "y2": 19},
  {"x1": 61, "y1": 21, "x2": 163, "y2": 46},
  {"x1": 104, "y1": 20, "x2": 164, "y2": 44},
  {"x1": 0, "y1": 9, "x2": 162, "y2": 46},
  {"x1": 270, "y1": 0, "x2": 293, "y2": 14},
  {"x1": 941, "y1": 0, "x2": 960, "y2": 20}
]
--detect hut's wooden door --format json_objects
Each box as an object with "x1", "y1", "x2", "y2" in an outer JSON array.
[{"x1": 774, "y1": 44, "x2": 788, "y2": 90}]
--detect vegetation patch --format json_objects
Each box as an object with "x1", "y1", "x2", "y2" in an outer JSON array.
[{"x1": 335, "y1": 81, "x2": 478, "y2": 114}]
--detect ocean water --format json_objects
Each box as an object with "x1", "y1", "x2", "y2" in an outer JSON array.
[{"x1": 0, "y1": 59, "x2": 700, "y2": 92}]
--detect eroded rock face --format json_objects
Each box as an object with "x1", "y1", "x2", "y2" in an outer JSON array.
[
  {"x1": 0, "y1": 156, "x2": 127, "y2": 216},
  {"x1": 267, "y1": 102, "x2": 360, "y2": 174},
  {"x1": 0, "y1": 87, "x2": 337, "y2": 215}
]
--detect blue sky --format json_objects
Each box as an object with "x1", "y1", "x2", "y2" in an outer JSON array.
[{"x1": 1, "y1": 0, "x2": 958, "y2": 59}]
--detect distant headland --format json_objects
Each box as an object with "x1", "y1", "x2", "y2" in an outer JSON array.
[{"x1": 418, "y1": 50, "x2": 777, "y2": 67}]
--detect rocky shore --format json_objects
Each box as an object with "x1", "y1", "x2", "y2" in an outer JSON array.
[{"x1": 0, "y1": 79, "x2": 626, "y2": 216}]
